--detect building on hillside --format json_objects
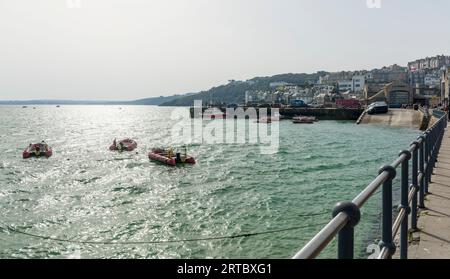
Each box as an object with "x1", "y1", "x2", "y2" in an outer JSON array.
[
  {"x1": 313, "y1": 84, "x2": 334, "y2": 93},
  {"x1": 337, "y1": 75, "x2": 366, "y2": 93},
  {"x1": 338, "y1": 80, "x2": 353, "y2": 92},
  {"x1": 319, "y1": 71, "x2": 354, "y2": 85},
  {"x1": 352, "y1": 75, "x2": 366, "y2": 92},
  {"x1": 409, "y1": 70, "x2": 427, "y2": 86},
  {"x1": 442, "y1": 67, "x2": 450, "y2": 107},
  {"x1": 408, "y1": 55, "x2": 450, "y2": 71},
  {"x1": 368, "y1": 65, "x2": 408, "y2": 83},
  {"x1": 269, "y1": 81, "x2": 291, "y2": 88},
  {"x1": 424, "y1": 74, "x2": 441, "y2": 88}
]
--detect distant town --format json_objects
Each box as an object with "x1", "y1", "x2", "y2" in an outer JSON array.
[{"x1": 242, "y1": 55, "x2": 450, "y2": 109}]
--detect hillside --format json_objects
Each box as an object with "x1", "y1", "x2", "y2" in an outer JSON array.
[{"x1": 160, "y1": 72, "x2": 326, "y2": 106}]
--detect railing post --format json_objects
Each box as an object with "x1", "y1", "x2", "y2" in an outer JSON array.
[
  {"x1": 429, "y1": 127, "x2": 438, "y2": 174},
  {"x1": 332, "y1": 201, "x2": 361, "y2": 259},
  {"x1": 418, "y1": 135, "x2": 426, "y2": 208},
  {"x1": 379, "y1": 165, "x2": 397, "y2": 259},
  {"x1": 399, "y1": 150, "x2": 411, "y2": 259},
  {"x1": 424, "y1": 130, "x2": 430, "y2": 194},
  {"x1": 410, "y1": 141, "x2": 419, "y2": 231}
]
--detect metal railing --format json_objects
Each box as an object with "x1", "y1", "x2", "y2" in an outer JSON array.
[{"x1": 293, "y1": 110, "x2": 448, "y2": 259}]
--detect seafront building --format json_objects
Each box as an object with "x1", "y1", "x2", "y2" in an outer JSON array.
[
  {"x1": 408, "y1": 55, "x2": 450, "y2": 71},
  {"x1": 243, "y1": 55, "x2": 449, "y2": 108}
]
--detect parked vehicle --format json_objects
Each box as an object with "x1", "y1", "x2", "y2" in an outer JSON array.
[
  {"x1": 367, "y1": 102, "x2": 389, "y2": 115},
  {"x1": 290, "y1": 99, "x2": 308, "y2": 108}
]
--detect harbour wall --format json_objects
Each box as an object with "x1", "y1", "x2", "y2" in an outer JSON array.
[
  {"x1": 359, "y1": 108, "x2": 427, "y2": 130},
  {"x1": 190, "y1": 107, "x2": 364, "y2": 121}
]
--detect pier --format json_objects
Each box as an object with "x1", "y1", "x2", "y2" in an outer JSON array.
[
  {"x1": 358, "y1": 108, "x2": 426, "y2": 130},
  {"x1": 357, "y1": 108, "x2": 432, "y2": 130},
  {"x1": 190, "y1": 107, "x2": 363, "y2": 120}
]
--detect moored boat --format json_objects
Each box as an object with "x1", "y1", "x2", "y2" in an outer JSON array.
[
  {"x1": 148, "y1": 147, "x2": 196, "y2": 166},
  {"x1": 201, "y1": 108, "x2": 226, "y2": 120},
  {"x1": 255, "y1": 117, "x2": 272, "y2": 123},
  {"x1": 23, "y1": 142, "x2": 53, "y2": 159},
  {"x1": 292, "y1": 116, "x2": 315, "y2": 124},
  {"x1": 109, "y1": 138, "x2": 137, "y2": 152}
]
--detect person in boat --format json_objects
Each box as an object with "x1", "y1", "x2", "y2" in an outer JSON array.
[
  {"x1": 167, "y1": 148, "x2": 174, "y2": 158},
  {"x1": 34, "y1": 145, "x2": 41, "y2": 156}
]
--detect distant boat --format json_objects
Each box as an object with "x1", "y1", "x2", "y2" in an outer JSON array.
[
  {"x1": 22, "y1": 106, "x2": 28, "y2": 108},
  {"x1": 294, "y1": 115, "x2": 318, "y2": 122},
  {"x1": 201, "y1": 108, "x2": 226, "y2": 119},
  {"x1": 255, "y1": 117, "x2": 272, "y2": 124},
  {"x1": 33, "y1": 107, "x2": 36, "y2": 109},
  {"x1": 293, "y1": 116, "x2": 315, "y2": 124},
  {"x1": 109, "y1": 138, "x2": 137, "y2": 152},
  {"x1": 23, "y1": 142, "x2": 53, "y2": 159},
  {"x1": 56, "y1": 105, "x2": 60, "y2": 108},
  {"x1": 148, "y1": 147, "x2": 196, "y2": 166}
]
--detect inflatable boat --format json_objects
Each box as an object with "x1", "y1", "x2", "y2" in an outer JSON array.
[
  {"x1": 23, "y1": 142, "x2": 53, "y2": 159},
  {"x1": 148, "y1": 147, "x2": 196, "y2": 166},
  {"x1": 292, "y1": 116, "x2": 315, "y2": 124},
  {"x1": 254, "y1": 117, "x2": 272, "y2": 123},
  {"x1": 109, "y1": 138, "x2": 137, "y2": 152}
]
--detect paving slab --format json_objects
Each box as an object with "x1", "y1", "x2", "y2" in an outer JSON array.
[{"x1": 410, "y1": 127, "x2": 450, "y2": 259}]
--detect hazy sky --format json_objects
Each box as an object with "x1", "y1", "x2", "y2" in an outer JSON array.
[{"x1": 1, "y1": 0, "x2": 449, "y2": 100}]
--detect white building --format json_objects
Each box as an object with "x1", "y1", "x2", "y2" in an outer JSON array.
[
  {"x1": 338, "y1": 80, "x2": 353, "y2": 92},
  {"x1": 352, "y1": 75, "x2": 366, "y2": 92},
  {"x1": 425, "y1": 74, "x2": 441, "y2": 88},
  {"x1": 338, "y1": 75, "x2": 366, "y2": 92}
]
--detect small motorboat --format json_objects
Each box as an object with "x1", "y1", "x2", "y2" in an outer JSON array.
[
  {"x1": 109, "y1": 138, "x2": 137, "y2": 152},
  {"x1": 292, "y1": 116, "x2": 315, "y2": 124},
  {"x1": 23, "y1": 142, "x2": 53, "y2": 159},
  {"x1": 202, "y1": 108, "x2": 226, "y2": 120},
  {"x1": 148, "y1": 147, "x2": 196, "y2": 166},
  {"x1": 254, "y1": 117, "x2": 272, "y2": 124},
  {"x1": 269, "y1": 112, "x2": 282, "y2": 121}
]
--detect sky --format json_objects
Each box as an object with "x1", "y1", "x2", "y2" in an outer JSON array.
[{"x1": 0, "y1": 0, "x2": 449, "y2": 100}]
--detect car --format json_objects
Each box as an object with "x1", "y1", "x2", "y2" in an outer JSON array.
[{"x1": 290, "y1": 99, "x2": 309, "y2": 108}]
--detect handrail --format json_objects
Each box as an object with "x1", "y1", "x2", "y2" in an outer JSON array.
[{"x1": 293, "y1": 110, "x2": 448, "y2": 259}]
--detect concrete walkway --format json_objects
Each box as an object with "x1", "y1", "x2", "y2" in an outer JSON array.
[{"x1": 410, "y1": 126, "x2": 450, "y2": 259}]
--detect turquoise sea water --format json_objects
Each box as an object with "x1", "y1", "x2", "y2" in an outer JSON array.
[{"x1": 0, "y1": 106, "x2": 418, "y2": 259}]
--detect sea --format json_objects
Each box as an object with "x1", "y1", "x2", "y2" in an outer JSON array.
[{"x1": 0, "y1": 105, "x2": 419, "y2": 259}]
